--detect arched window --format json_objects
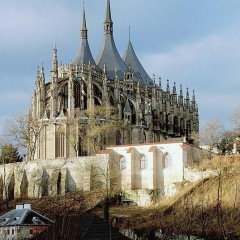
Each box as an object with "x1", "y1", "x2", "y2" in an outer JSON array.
[
  {"x1": 140, "y1": 155, "x2": 147, "y2": 169},
  {"x1": 56, "y1": 130, "x2": 65, "y2": 158},
  {"x1": 116, "y1": 131, "x2": 121, "y2": 145},
  {"x1": 61, "y1": 84, "x2": 68, "y2": 110},
  {"x1": 163, "y1": 153, "x2": 172, "y2": 168},
  {"x1": 74, "y1": 81, "x2": 81, "y2": 108},
  {"x1": 119, "y1": 157, "x2": 126, "y2": 170}
]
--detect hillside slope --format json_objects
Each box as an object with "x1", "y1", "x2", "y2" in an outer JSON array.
[{"x1": 109, "y1": 156, "x2": 240, "y2": 239}]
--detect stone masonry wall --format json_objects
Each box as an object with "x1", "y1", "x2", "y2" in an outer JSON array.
[{"x1": 0, "y1": 157, "x2": 93, "y2": 200}]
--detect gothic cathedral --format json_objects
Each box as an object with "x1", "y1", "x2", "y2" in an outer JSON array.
[{"x1": 30, "y1": 0, "x2": 199, "y2": 160}]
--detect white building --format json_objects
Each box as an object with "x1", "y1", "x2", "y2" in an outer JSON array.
[{"x1": 96, "y1": 141, "x2": 207, "y2": 204}]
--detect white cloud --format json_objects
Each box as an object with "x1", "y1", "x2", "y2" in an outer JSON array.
[{"x1": 141, "y1": 26, "x2": 240, "y2": 129}]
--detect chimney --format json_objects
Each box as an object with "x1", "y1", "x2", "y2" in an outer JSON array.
[
  {"x1": 16, "y1": 205, "x2": 24, "y2": 210},
  {"x1": 24, "y1": 204, "x2": 32, "y2": 210}
]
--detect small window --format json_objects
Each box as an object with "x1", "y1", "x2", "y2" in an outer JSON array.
[
  {"x1": 120, "y1": 157, "x2": 126, "y2": 170},
  {"x1": 7, "y1": 229, "x2": 10, "y2": 235},
  {"x1": 12, "y1": 229, "x2": 14, "y2": 235},
  {"x1": 29, "y1": 228, "x2": 33, "y2": 235},
  {"x1": 140, "y1": 155, "x2": 147, "y2": 169},
  {"x1": 163, "y1": 153, "x2": 172, "y2": 168}
]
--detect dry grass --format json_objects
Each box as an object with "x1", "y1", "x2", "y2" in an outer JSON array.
[
  {"x1": 194, "y1": 154, "x2": 240, "y2": 171},
  {"x1": 109, "y1": 155, "x2": 240, "y2": 239},
  {"x1": 0, "y1": 190, "x2": 105, "y2": 220}
]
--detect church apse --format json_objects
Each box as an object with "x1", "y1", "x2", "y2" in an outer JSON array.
[{"x1": 30, "y1": 0, "x2": 199, "y2": 160}]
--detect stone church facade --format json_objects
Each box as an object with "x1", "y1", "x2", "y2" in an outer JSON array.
[{"x1": 30, "y1": 0, "x2": 199, "y2": 160}]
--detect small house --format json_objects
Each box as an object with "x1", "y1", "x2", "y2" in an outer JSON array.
[{"x1": 0, "y1": 204, "x2": 53, "y2": 240}]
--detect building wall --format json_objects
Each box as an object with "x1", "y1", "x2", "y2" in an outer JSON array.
[
  {"x1": 104, "y1": 143, "x2": 187, "y2": 193},
  {"x1": 0, "y1": 225, "x2": 48, "y2": 240},
  {"x1": 0, "y1": 142, "x2": 209, "y2": 205},
  {"x1": 0, "y1": 157, "x2": 92, "y2": 200}
]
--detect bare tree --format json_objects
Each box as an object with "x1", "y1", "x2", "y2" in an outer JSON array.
[
  {"x1": 232, "y1": 106, "x2": 240, "y2": 134},
  {"x1": 87, "y1": 152, "x2": 120, "y2": 223},
  {"x1": 200, "y1": 120, "x2": 223, "y2": 156},
  {"x1": 65, "y1": 114, "x2": 85, "y2": 157},
  {"x1": 218, "y1": 130, "x2": 235, "y2": 155},
  {"x1": 65, "y1": 105, "x2": 123, "y2": 157},
  {"x1": 5, "y1": 112, "x2": 44, "y2": 161},
  {"x1": 82, "y1": 106, "x2": 123, "y2": 155}
]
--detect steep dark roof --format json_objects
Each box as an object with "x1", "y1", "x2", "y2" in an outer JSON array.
[
  {"x1": 96, "y1": 34, "x2": 128, "y2": 79},
  {"x1": 123, "y1": 41, "x2": 152, "y2": 85},
  {"x1": 96, "y1": 0, "x2": 127, "y2": 79},
  {"x1": 73, "y1": 5, "x2": 95, "y2": 65},
  {"x1": 74, "y1": 39, "x2": 95, "y2": 65},
  {"x1": 0, "y1": 208, "x2": 53, "y2": 226}
]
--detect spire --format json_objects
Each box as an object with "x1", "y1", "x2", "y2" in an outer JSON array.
[
  {"x1": 186, "y1": 87, "x2": 190, "y2": 100},
  {"x1": 40, "y1": 63, "x2": 45, "y2": 84},
  {"x1": 104, "y1": 0, "x2": 113, "y2": 35},
  {"x1": 159, "y1": 77, "x2": 162, "y2": 90},
  {"x1": 81, "y1": 1, "x2": 87, "y2": 39},
  {"x1": 51, "y1": 46, "x2": 58, "y2": 84},
  {"x1": 129, "y1": 25, "x2": 131, "y2": 42},
  {"x1": 152, "y1": 74, "x2": 155, "y2": 86},
  {"x1": 185, "y1": 87, "x2": 190, "y2": 108},
  {"x1": 180, "y1": 84, "x2": 183, "y2": 97},
  {"x1": 191, "y1": 90, "x2": 196, "y2": 110},
  {"x1": 178, "y1": 84, "x2": 183, "y2": 106},
  {"x1": 192, "y1": 90, "x2": 195, "y2": 101},
  {"x1": 35, "y1": 66, "x2": 40, "y2": 88},
  {"x1": 172, "y1": 82, "x2": 177, "y2": 94},
  {"x1": 52, "y1": 45, "x2": 58, "y2": 73},
  {"x1": 73, "y1": 1, "x2": 95, "y2": 65},
  {"x1": 36, "y1": 66, "x2": 40, "y2": 79},
  {"x1": 172, "y1": 82, "x2": 177, "y2": 104},
  {"x1": 166, "y1": 79, "x2": 170, "y2": 93}
]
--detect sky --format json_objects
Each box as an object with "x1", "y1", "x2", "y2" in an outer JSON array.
[{"x1": 1, "y1": 0, "x2": 240, "y2": 138}]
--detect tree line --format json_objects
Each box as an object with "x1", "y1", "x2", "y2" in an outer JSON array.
[{"x1": 199, "y1": 106, "x2": 240, "y2": 155}]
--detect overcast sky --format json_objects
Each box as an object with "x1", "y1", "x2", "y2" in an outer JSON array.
[{"x1": 1, "y1": 0, "x2": 240, "y2": 137}]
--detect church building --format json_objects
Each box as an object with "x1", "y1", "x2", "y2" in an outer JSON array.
[{"x1": 30, "y1": 0, "x2": 199, "y2": 160}]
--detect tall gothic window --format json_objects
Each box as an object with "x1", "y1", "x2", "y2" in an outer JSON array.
[
  {"x1": 119, "y1": 157, "x2": 126, "y2": 170},
  {"x1": 140, "y1": 155, "x2": 147, "y2": 169},
  {"x1": 163, "y1": 153, "x2": 172, "y2": 168},
  {"x1": 180, "y1": 118, "x2": 185, "y2": 136},
  {"x1": 74, "y1": 81, "x2": 81, "y2": 108},
  {"x1": 60, "y1": 84, "x2": 68, "y2": 110},
  {"x1": 116, "y1": 131, "x2": 121, "y2": 145},
  {"x1": 173, "y1": 116, "x2": 179, "y2": 136},
  {"x1": 56, "y1": 130, "x2": 65, "y2": 158},
  {"x1": 186, "y1": 120, "x2": 191, "y2": 137}
]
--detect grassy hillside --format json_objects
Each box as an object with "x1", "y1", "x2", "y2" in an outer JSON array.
[
  {"x1": 108, "y1": 155, "x2": 240, "y2": 239},
  {"x1": 0, "y1": 190, "x2": 105, "y2": 219}
]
